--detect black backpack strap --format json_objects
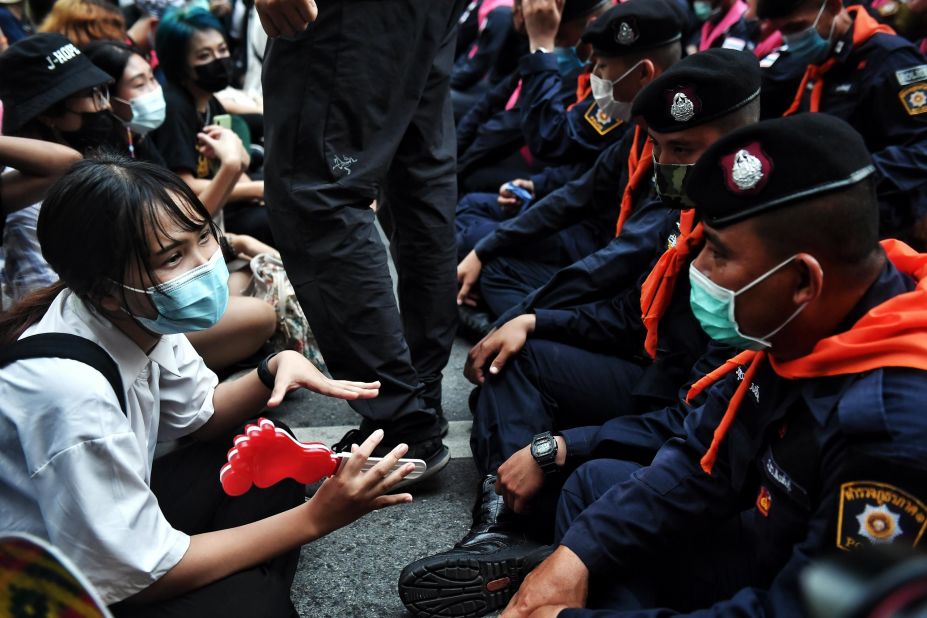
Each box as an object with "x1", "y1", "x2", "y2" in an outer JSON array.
[{"x1": 0, "y1": 333, "x2": 127, "y2": 415}]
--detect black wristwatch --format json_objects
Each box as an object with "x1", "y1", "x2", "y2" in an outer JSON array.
[{"x1": 530, "y1": 432, "x2": 559, "y2": 475}]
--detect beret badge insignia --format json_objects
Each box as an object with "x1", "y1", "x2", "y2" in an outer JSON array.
[
  {"x1": 615, "y1": 21, "x2": 638, "y2": 45},
  {"x1": 670, "y1": 92, "x2": 695, "y2": 122}
]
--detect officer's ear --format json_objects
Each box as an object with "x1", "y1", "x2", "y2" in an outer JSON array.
[
  {"x1": 637, "y1": 58, "x2": 656, "y2": 84},
  {"x1": 791, "y1": 253, "x2": 824, "y2": 307}
]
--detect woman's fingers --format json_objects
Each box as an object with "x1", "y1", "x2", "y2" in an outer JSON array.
[{"x1": 372, "y1": 492, "x2": 414, "y2": 509}]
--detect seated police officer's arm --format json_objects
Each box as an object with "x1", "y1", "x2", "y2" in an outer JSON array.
[
  {"x1": 464, "y1": 314, "x2": 537, "y2": 384},
  {"x1": 131, "y1": 429, "x2": 413, "y2": 602},
  {"x1": 503, "y1": 546, "x2": 589, "y2": 617},
  {"x1": 256, "y1": 0, "x2": 317, "y2": 38},
  {"x1": 495, "y1": 435, "x2": 567, "y2": 513},
  {"x1": 457, "y1": 250, "x2": 483, "y2": 307},
  {"x1": 198, "y1": 350, "x2": 380, "y2": 440},
  {"x1": 523, "y1": 0, "x2": 562, "y2": 53}
]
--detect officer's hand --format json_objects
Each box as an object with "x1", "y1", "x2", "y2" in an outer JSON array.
[
  {"x1": 502, "y1": 546, "x2": 588, "y2": 617},
  {"x1": 463, "y1": 314, "x2": 535, "y2": 385},
  {"x1": 495, "y1": 438, "x2": 565, "y2": 513},
  {"x1": 256, "y1": 0, "x2": 317, "y2": 38},
  {"x1": 265, "y1": 350, "x2": 381, "y2": 407},
  {"x1": 457, "y1": 250, "x2": 483, "y2": 306},
  {"x1": 523, "y1": 0, "x2": 563, "y2": 52},
  {"x1": 304, "y1": 429, "x2": 414, "y2": 538},
  {"x1": 498, "y1": 178, "x2": 536, "y2": 217}
]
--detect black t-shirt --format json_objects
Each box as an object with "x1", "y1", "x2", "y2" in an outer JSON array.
[{"x1": 152, "y1": 82, "x2": 226, "y2": 179}]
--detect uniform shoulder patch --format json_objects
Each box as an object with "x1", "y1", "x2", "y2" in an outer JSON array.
[
  {"x1": 836, "y1": 481, "x2": 927, "y2": 551},
  {"x1": 898, "y1": 83, "x2": 927, "y2": 116},
  {"x1": 896, "y1": 64, "x2": 927, "y2": 86},
  {"x1": 584, "y1": 101, "x2": 622, "y2": 136}
]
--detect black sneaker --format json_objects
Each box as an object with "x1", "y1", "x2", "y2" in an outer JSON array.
[
  {"x1": 398, "y1": 540, "x2": 552, "y2": 618},
  {"x1": 331, "y1": 428, "x2": 450, "y2": 489}
]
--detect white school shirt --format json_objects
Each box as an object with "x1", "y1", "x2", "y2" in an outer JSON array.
[{"x1": 0, "y1": 289, "x2": 218, "y2": 604}]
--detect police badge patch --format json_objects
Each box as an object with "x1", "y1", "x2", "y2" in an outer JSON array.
[
  {"x1": 584, "y1": 101, "x2": 622, "y2": 136},
  {"x1": 899, "y1": 83, "x2": 927, "y2": 116},
  {"x1": 836, "y1": 481, "x2": 927, "y2": 551},
  {"x1": 613, "y1": 19, "x2": 638, "y2": 46}
]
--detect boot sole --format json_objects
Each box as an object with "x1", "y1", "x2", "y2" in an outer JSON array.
[{"x1": 398, "y1": 545, "x2": 549, "y2": 617}]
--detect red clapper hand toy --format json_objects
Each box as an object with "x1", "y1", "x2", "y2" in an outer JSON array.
[{"x1": 219, "y1": 418, "x2": 427, "y2": 496}]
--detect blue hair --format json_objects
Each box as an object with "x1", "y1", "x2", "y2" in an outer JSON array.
[{"x1": 155, "y1": 6, "x2": 226, "y2": 84}]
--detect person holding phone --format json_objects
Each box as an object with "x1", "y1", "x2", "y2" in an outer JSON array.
[{"x1": 152, "y1": 6, "x2": 272, "y2": 245}]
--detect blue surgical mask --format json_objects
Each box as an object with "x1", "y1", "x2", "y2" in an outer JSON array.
[
  {"x1": 782, "y1": 0, "x2": 836, "y2": 65},
  {"x1": 589, "y1": 60, "x2": 643, "y2": 122},
  {"x1": 553, "y1": 46, "x2": 586, "y2": 76},
  {"x1": 124, "y1": 248, "x2": 230, "y2": 335},
  {"x1": 124, "y1": 87, "x2": 166, "y2": 135},
  {"x1": 688, "y1": 257, "x2": 809, "y2": 350}
]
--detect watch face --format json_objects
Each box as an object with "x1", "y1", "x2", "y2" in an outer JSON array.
[{"x1": 536, "y1": 442, "x2": 552, "y2": 455}]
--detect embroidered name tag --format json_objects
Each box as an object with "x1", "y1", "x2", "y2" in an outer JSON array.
[{"x1": 896, "y1": 65, "x2": 927, "y2": 87}]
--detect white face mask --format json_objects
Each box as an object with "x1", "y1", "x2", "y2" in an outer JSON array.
[
  {"x1": 118, "y1": 86, "x2": 166, "y2": 135},
  {"x1": 589, "y1": 60, "x2": 643, "y2": 123}
]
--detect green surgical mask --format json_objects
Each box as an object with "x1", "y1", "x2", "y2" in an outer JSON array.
[
  {"x1": 693, "y1": 0, "x2": 720, "y2": 22},
  {"x1": 653, "y1": 157, "x2": 695, "y2": 208},
  {"x1": 688, "y1": 257, "x2": 809, "y2": 350}
]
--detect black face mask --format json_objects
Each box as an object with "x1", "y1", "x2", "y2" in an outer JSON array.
[
  {"x1": 61, "y1": 110, "x2": 119, "y2": 154},
  {"x1": 193, "y1": 57, "x2": 232, "y2": 93}
]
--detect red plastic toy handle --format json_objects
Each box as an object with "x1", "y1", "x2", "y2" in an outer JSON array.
[{"x1": 219, "y1": 418, "x2": 340, "y2": 496}]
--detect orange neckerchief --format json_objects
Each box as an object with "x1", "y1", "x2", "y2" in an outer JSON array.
[
  {"x1": 568, "y1": 72, "x2": 592, "y2": 112},
  {"x1": 616, "y1": 126, "x2": 654, "y2": 237},
  {"x1": 687, "y1": 239, "x2": 927, "y2": 474},
  {"x1": 783, "y1": 7, "x2": 895, "y2": 115},
  {"x1": 640, "y1": 210, "x2": 704, "y2": 358}
]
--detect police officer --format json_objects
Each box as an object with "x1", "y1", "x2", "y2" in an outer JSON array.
[
  {"x1": 456, "y1": 0, "x2": 613, "y2": 195},
  {"x1": 259, "y1": 0, "x2": 467, "y2": 477},
  {"x1": 760, "y1": 0, "x2": 927, "y2": 247},
  {"x1": 456, "y1": 0, "x2": 685, "y2": 317},
  {"x1": 504, "y1": 113, "x2": 927, "y2": 617},
  {"x1": 398, "y1": 50, "x2": 763, "y2": 618}
]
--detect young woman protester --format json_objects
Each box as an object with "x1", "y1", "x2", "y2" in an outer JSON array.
[
  {"x1": 153, "y1": 6, "x2": 270, "y2": 244},
  {"x1": 84, "y1": 39, "x2": 278, "y2": 372},
  {"x1": 0, "y1": 156, "x2": 416, "y2": 616}
]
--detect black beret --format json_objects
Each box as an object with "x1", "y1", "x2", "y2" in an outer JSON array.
[
  {"x1": 631, "y1": 48, "x2": 760, "y2": 133},
  {"x1": 562, "y1": 0, "x2": 612, "y2": 23},
  {"x1": 581, "y1": 0, "x2": 683, "y2": 57},
  {"x1": 0, "y1": 33, "x2": 112, "y2": 134},
  {"x1": 756, "y1": 0, "x2": 808, "y2": 20},
  {"x1": 685, "y1": 114, "x2": 875, "y2": 228}
]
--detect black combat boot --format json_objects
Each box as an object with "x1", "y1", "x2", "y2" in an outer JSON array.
[{"x1": 398, "y1": 475, "x2": 552, "y2": 618}]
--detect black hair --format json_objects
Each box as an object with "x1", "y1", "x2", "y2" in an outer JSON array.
[
  {"x1": 749, "y1": 175, "x2": 881, "y2": 268},
  {"x1": 709, "y1": 97, "x2": 762, "y2": 134},
  {"x1": 619, "y1": 40, "x2": 683, "y2": 72},
  {"x1": 82, "y1": 39, "x2": 138, "y2": 83},
  {"x1": 0, "y1": 153, "x2": 218, "y2": 344}
]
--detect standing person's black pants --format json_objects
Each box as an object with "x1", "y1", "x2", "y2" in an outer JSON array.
[{"x1": 262, "y1": 1, "x2": 465, "y2": 446}]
